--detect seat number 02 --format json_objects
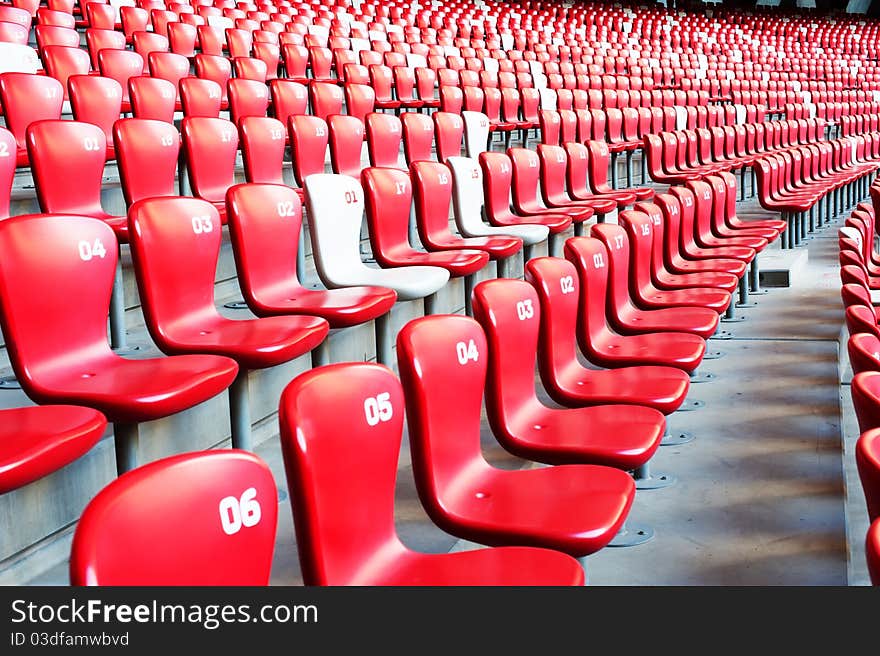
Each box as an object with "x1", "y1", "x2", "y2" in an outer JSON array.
[
  {"x1": 560, "y1": 275, "x2": 574, "y2": 294},
  {"x1": 364, "y1": 392, "x2": 392, "y2": 426},
  {"x1": 218, "y1": 488, "x2": 261, "y2": 536}
]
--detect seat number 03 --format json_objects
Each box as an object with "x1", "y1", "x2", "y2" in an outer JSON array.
[{"x1": 516, "y1": 298, "x2": 534, "y2": 320}]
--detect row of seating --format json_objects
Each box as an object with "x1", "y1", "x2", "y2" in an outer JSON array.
[
  {"x1": 60, "y1": 158, "x2": 795, "y2": 582},
  {"x1": 0, "y1": 140, "x2": 781, "y2": 493},
  {"x1": 1, "y1": 0, "x2": 878, "y2": 588},
  {"x1": 836, "y1": 179, "x2": 880, "y2": 585}
]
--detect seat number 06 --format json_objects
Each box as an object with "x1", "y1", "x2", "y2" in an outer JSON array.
[{"x1": 218, "y1": 488, "x2": 261, "y2": 536}]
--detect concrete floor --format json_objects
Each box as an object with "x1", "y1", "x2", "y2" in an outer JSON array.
[{"x1": 21, "y1": 161, "x2": 869, "y2": 587}]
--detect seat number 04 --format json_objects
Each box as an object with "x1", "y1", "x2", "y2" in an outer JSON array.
[
  {"x1": 78, "y1": 239, "x2": 107, "y2": 261},
  {"x1": 455, "y1": 338, "x2": 479, "y2": 364},
  {"x1": 218, "y1": 488, "x2": 261, "y2": 536}
]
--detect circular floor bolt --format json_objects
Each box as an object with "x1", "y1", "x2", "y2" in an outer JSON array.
[
  {"x1": 678, "y1": 399, "x2": 705, "y2": 412},
  {"x1": 721, "y1": 315, "x2": 748, "y2": 323},
  {"x1": 689, "y1": 371, "x2": 717, "y2": 384},
  {"x1": 607, "y1": 523, "x2": 655, "y2": 548},
  {"x1": 702, "y1": 350, "x2": 725, "y2": 360},
  {"x1": 735, "y1": 301, "x2": 758, "y2": 309},
  {"x1": 634, "y1": 470, "x2": 676, "y2": 490},
  {"x1": 661, "y1": 430, "x2": 695, "y2": 446},
  {"x1": 224, "y1": 301, "x2": 250, "y2": 310}
]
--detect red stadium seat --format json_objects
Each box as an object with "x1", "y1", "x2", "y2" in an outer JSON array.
[
  {"x1": 397, "y1": 312, "x2": 640, "y2": 555},
  {"x1": 128, "y1": 75, "x2": 176, "y2": 123},
  {"x1": 278, "y1": 362, "x2": 585, "y2": 585},
  {"x1": 70, "y1": 450, "x2": 277, "y2": 584},
  {"x1": 180, "y1": 77, "x2": 223, "y2": 118},
  {"x1": 181, "y1": 116, "x2": 239, "y2": 223},
  {"x1": 0, "y1": 73, "x2": 64, "y2": 168},
  {"x1": 411, "y1": 160, "x2": 522, "y2": 287},
  {"x1": 113, "y1": 118, "x2": 180, "y2": 207},
  {"x1": 524, "y1": 255, "x2": 690, "y2": 418},
  {"x1": 563, "y1": 236, "x2": 706, "y2": 373},
  {"x1": 68, "y1": 74, "x2": 122, "y2": 161},
  {"x1": 0, "y1": 215, "x2": 238, "y2": 473},
  {"x1": 480, "y1": 150, "x2": 572, "y2": 256},
  {"x1": 0, "y1": 405, "x2": 106, "y2": 495},
  {"x1": 238, "y1": 116, "x2": 286, "y2": 186},
  {"x1": 327, "y1": 114, "x2": 365, "y2": 178},
  {"x1": 476, "y1": 271, "x2": 674, "y2": 480},
  {"x1": 128, "y1": 196, "x2": 328, "y2": 449},
  {"x1": 361, "y1": 166, "x2": 489, "y2": 279},
  {"x1": 226, "y1": 183, "x2": 398, "y2": 364},
  {"x1": 365, "y1": 112, "x2": 403, "y2": 168}
]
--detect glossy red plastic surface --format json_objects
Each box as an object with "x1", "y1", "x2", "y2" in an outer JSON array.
[
  {"x1": 410, "y1": 160, "x2": 522, "y2": 260},
  {"x1": 0, "y1": 215, "x2": 238, "y2": 423},
  {"x1": 564, "y1": 236, "x2": 706, "y2": 372},
  {"x1": 0, "y1": 72, "x2": 64, "y2": 167},
  {"x1": 181, "y1": 116, "x2": 239, "y2": 223},
  {"x1": 653, "y1": 192, "x2": 749, "y2": 276},
  {"x1": 397, "y1": 314, "x2": 635, "y2": 557},
  {"x1": 480, "y1": 150, "x2": 572, "y2": 233},
  {"x1": 0, "y1": 128, "x2": 14, "y2": 219},
  {"x1": 471, "y1": 276, "x2": 666, "y2": 469},
  {"x1": 70, "y1": 450, "x2": 277, "y2": 585},
  {"x1": 509, "y1": 146, "x2": 593, "y2": 224},
  {"x1": 365, "y1": 112, "x2": 403, "y2": 169},
  {"x1": 279, "y1": 362, "x2": 584, "y2": 586},
  {"x1": 633, "y1": 201, "x2": 739, "y2": 293},
  {"x1": 128, "y1": 196, "x2": 328, "y2": 369},
  {"x1": 226, "y1": 183, "x2": 397, "y2": 327},
  {"x1": 857, "y1": 427, "x2": 880, "y2": 523},
  {"x1": 0, "y1": 405, "x2": 106, "y2": 494},
  {"x1": 618, "y1": 210, "x2": 732, "y2": 313},
  {"x1": 113, "y1": 118, "x2": 179, "y2": 207},
  {"x1": 361, "y1": 167, "x2": 489, "y2": 276},
  {"x1": 591, "y1": 223, "x2": 720, "y2": 338},
  {"x1": 525, "y1": 256, "x2": 690, "y2": 416},
  {"x1": 26, "y1": 120, "x2": 128, "y2": 241}
]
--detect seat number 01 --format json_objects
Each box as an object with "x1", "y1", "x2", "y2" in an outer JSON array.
[
  {"x1": 516, "y1": 298, "x2": 534, "y2": 320},
  {"x1": 218, "y1": 488, "x2": 261, "y2": 536},
  {"x1": 364, "y1": 392, "x2": 393, "y2": 426},
  {"x1": 456, "y1": 338, "x2": 478, "y2": 364}
]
